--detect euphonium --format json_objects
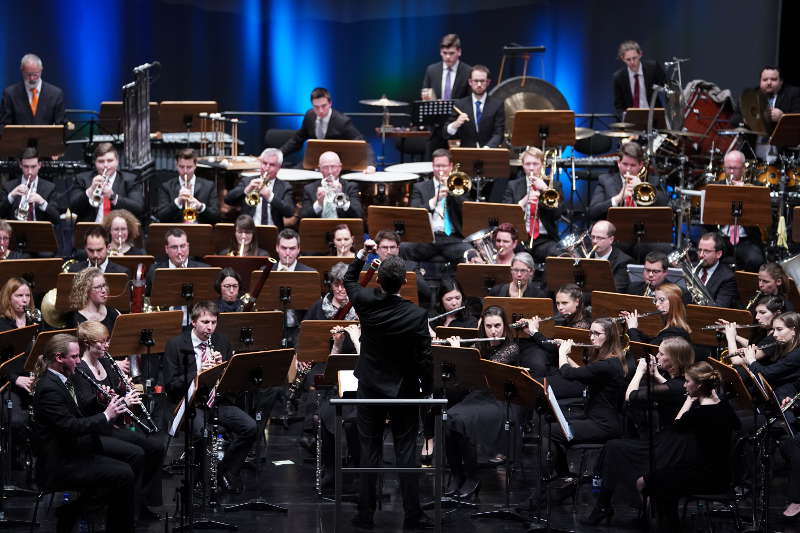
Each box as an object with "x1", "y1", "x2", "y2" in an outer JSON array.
[
  {"x1": 632, "y1": 162, "x2": 656, "y2": 206},
  {"x1": 447, "y1": 163, "x2": 471, "y2": 196},
  {"x1": 245, "y1": 174, "x2": 265, "y2": 207},
  {"x1": 181, "y1": 174, "x2": 197, "y2": 223}
]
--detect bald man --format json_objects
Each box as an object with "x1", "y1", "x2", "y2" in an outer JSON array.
[
  {"x1": 590, "y1": 220, "x2": 633, "y2": 293},
  {"x1": 300, "y1": 151, "x2": 363, "y2": 218}
]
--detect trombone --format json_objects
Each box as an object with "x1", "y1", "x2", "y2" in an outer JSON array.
[
  {"x1": 181, "y1": 174, "x2": 197, "y2": 223},
  {"x1": 625, "y1": 162, "x2": 656, "y2": 206}
]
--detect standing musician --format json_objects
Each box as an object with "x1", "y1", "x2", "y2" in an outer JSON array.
[
  {"x1": 502, "y1": 147, "x2": 563, "y2": 262},
  {"x1": 445, "y1": 65, "x2": 505, "y2": 148},
  {"x1": 219, "y1": 214, "x2": 270, "y2": 256},
  {"x1": 0, "y1": 53, "x2": 64, "y2": 127},
  {"x1": 163, "y1": 301, "x2": 256, "y2": 494},
  {"x1": 612, "y1": 40, "x2": 666, "y2": 119},
  {"x1": 70, "y1": 143, "x2": 144, "y2": 222},
  {"x1": 224, "y1": 147, "x2": 294, "y2": 228},
  {"x1": 301, "y1": 151, "x2": 363, "y2": 219},
  {"x1": 30, "y1": 333, "x2": 136, "y2": 533},
  {"x1": 405, "y1": 148, "x2": 471, "y2": 264},
  {"x1": 0, "y1": 220, "x2": 30, "y2": 259},
  {"x1": 0, "y1": 147, "x2": 61, "y2": 224},
  {"x1": 754, "y1": 65, "x2": 800, "y2": 162},
  {"x1": 214, "y1": 268, "x2": 244, "y2": 313},
  {"x1": 345, "y1": 243, "x2": 433, "y2": 530},
  {"x1": 73, "y1": 321, "x2": 165, "y2": 522},
  {"x1": 589, "y1": 220, "x2": 633, "y2": 293},
  {"x1": 722, "y1": 294, "x2": 786, "y2": 364},
  {"x1": 627, "y1": 251, "x2": 690, "y2": 303},
  {"x1": 66, "y1": 267, "x2": 121, "y2": 331},
  {"x1": 621, "y1": 282, "x2": 691, "y2": 345},
  {"x1": 68, "y1": 226, "x2": 131, "y2": 275},
  {"x1": 155, "y1": 148, "x2": 219, "y2": 224},
  {"x1": 102, "y1": 209, "x2": 146, "y2": 255},
  {"x1": 488, "y1": 252, "x2": 548, "y2": 298},
  {"x1": 696, "y1": 231, "x2": 739, "y2": 308}
]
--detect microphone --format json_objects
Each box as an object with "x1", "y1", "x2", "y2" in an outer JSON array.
[{"x1": 664, "y1": 57, "x2": 690, "y2": 67}]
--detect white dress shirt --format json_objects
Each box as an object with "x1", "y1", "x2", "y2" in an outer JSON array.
[{"x1": 627, "y1": 66, "x2": 648, "y2": 108}]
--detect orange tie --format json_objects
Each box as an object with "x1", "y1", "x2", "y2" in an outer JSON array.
[{"x1": 30, "y1": 88, "x2": 38, "y2": 116}]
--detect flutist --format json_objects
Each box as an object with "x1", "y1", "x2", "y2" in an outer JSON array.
[
  {"x1": 70, "y1": 143, "x2": 144, "y2": 222},
  {"x1": 155, "y1": 148, "x2": 219, "y2": 223},
  {"x1": 620, "y1": 282, "x2": 691, "y2": 345},
  {"x1": 487, "y1": 252, "x2": 548, "y2": 298},
  {"x1": 0, "y1": 147, "x2": 60, "y2": 223}
]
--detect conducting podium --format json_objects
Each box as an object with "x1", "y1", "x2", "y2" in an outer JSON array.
[
  {"x1": 456, "y1": 263, "x2": 511, "y2": 296},
  {"x1": 545, "y1": 257, "x2": 615, "y2": 293},
  {"x1": 302, "y1": 140, "x2": 370, "y2": 171}
]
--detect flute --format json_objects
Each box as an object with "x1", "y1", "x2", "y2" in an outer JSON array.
[
  {"x1": 701, "y1": 323, "x2": 763, "y2": 331},
  {"x1": 612, "y1": 310, "x2": 664, "y2": 323},
  {"x1": 74, "y1": 368, "x2": 154, "y2": 433},
  {"x1": 428, "y1": 305, "x2": 466, "y2": 324},
  {"x1": 432, "y1": 336, "x2": 506, "y2": 345},
  {"x1": 509, "y1": 313, "x2": 567, "y2": 329}
]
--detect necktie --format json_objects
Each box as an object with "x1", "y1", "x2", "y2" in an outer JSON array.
[
  {"x1": 27, "y1": 198, "x2": 35, "y2": 221},
  {"x1": 729, "y1": 225, "x2": 740, "y2": 245},
  {"x1": 315, "y1": 118, "x2": 324, "y2": 140},
  {"x1": 65, "y1": 380, "x2": 79, "y2": 407},
  {"x1": 633, "y1": 74, "x2": 640, "y2": 107},
  {"x1": 443, "y1": 67, "x2": 452, "y2": 100},
  {"x1": 441, "y1": 198, "x2": 453, "y2": 236},
  {"x1": 528, "y1": 190, "x2": 540, "y2": 239},
  {"x1": 700, "y1": 268, "x2": 709, "y2": 284},
  {"x1": 30, "y1": 88, "x2": 38, "y2": 115},
  {"x1": 199, "y1": 342, "x2": 208, "y2": 363},
  {"x1": 625, "y1": 194, "x2": 635, "y2": 207},
  {"x1": 102, "y1": 185, "x2": 111, "y2": 216},
  {"x1": 475, "y1": 100, "x2": 482, "y2": 129}
]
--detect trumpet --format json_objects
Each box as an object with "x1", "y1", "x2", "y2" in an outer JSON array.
[
  {"x1": 245, "y1": 174, "x2": 265, "y2": 207},
  {"x1": 322, "y1": 175, "x2": 347, "y2": 209},
  {"x1": 103, "y1": 351, "x2": 159, "y2": 433},
  {"x1": 15, "y1": 174, "x2": 35, "y2": 221},
  {"x1": 428, "y1": 305, "x2": 466, "y2": 324},
  {"x1": 89, "y1": 168, "x2": 110, "y2": 209},
  {"x1": 181, "y1": 174, "x2": 197, "y2": 223},
  {"x1": 432, "y1": 336, "x2": 506, "y2": 345}
]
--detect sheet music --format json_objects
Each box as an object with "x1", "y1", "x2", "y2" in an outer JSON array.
[
  {"x1": 547, "y1": 384, "x2": 574, "y2": 441},
  {"x1": 337, "y1": 370, "x2": 359, "y2": 397},
  {"x1": 168, "y1": 379, "x2": 196, "y2": 437}
]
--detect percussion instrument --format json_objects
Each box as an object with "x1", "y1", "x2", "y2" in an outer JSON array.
[
  {"x1": 384, "y1": 162, "x2": 434, "y2": 174},
  {"x1": 342, "y1": 171, "x2": 418, "y2": 207}
]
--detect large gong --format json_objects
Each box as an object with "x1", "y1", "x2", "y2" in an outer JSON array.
[{"x1": 489, "y1": 76, "x2": 570, "y2": 139}]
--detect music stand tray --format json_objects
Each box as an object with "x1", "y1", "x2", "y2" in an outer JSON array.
[
  {"x1": 216, "y1": 349, "x2": 295, "y2": 395},
  {"x1": 203, "y1": 256, "x2": 274, "y2": 293},
  {"x1": 7, "y1": 221, "x2": 58, "y2": 255},
  {"x1": 590, "y1": 291, "x2": 661, "y2": 338},
  {"x1": 217, "y1": 312, "x2": 283, "y2": 353},
  {"x1": 54, "y1": 272, "x2": 129, "y2": 313},
  {"x1": 510, "y1": 110, "x2": 575, "y2": 149},
  {"x1": 623, "y1": 108, "x2": 666, "y2": 131},
  {"x1": 212, "y1": 223, "x2": 277, "y2": 256},
  {"x1": 0, "y1": 258, "x2": 62, "y2": 296},
  {"x1": 366, "y1": 206, "x2": 434, "y2": 243},
  {"x1": 451, "y1": 147, "x2": 510, "y2": 178},
  {"x1": 24, "y1": 328, "x2": 77, "y2": 373},
  {"x1": 456, "y1": 263, "x2": 512, "y2": 297},
  {"x1": 297, "y1": 218, "x2": 365, "y2": 254},
  {"x1": 432, "y1": 345, "x2": 487, "y2": 391},
  {"x1": 146, "y1": 224, "x2": 216, "y2": 258},
  {"x1": 607, "y1": 207, "x2": 674, "y2": 243},
  {"x1": 462, "y1": 201, "x2": 528, "y2": 242},
  {"x1": 302, "y1": 140, "x2": 369, "y2": 171},
  {"x1": 250, "y1": 271, "x2": 321, "y2": 311},
  {"x1": 702, "y1": 185, "x2": 771, "y2": 227},
  {"x1": 319, "y1": 354, "x2": 359, "y2": 388},
  {"x1": 708, "y1": 358, "x2": 752, "y2": 411},
  {"x1": 769, "y1": 113, "x2": 800, "y2": 147},
  {"x1": 412, "y1": 100, "x2": 455, "y2": 126},
  {"x1": 545, "y1": 257, "x2": 616, "y2": 293},
  {"x1": 686, "y1": 305, "x2": 752, "y2": 346},
  {"x1": 158, "y1": 101, "x2": 218, "y2": 132},
  {"x1": 434, "y1": 326, "x2": 479, "y2": 340},
  {"x1": 0, "y1": 324, "x2": 37, "y2": 363},
  {"x1": 109, "y1": 310, "x2": 183, "y2": 355},
  {"x1": 296, "y1": 320, "x2": 359, "y2": 363},
  {"x1": 150, "y1": 268, "x2": 222, "y2": 308},
  {"x1": 0, "y1": 125, "x2": 65, "y2": 157}
]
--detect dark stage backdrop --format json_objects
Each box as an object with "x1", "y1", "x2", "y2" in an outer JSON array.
[{"x1": 0, "y1": 0, "x2": 782, "y2": 160}]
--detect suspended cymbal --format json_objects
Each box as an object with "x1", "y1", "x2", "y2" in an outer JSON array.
[
  {"x1": 600, "y1": 130, "x2": 642, "y2": 138},
  {"x1": 718, "y1": 127, "x2": 759, "y2": 136},
  {"x1": 609, "y1": 122, "x2": 636, "y2": 130},
  {"x1": 575, "y1": 127, "x2": 595, "y2": 140},
  {"x1": 359, "y1": 95, "x2": 408, "y2": 107},
  {"x1": 739, "y1": 88, "x2": 770, "y2": 135},
  {"x1": 658, "y1": 129, "x2": 705, "y2": 138}
]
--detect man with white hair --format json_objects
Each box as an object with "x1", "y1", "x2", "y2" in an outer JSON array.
[
  {"x1": 300, "y1": 151, "x2": 363, "y2": 218},
  {"x1": 0, "y1": 53, "x2": 64, "y2": 126},
  {"x1": 224, "y1": 148, "x2": 295, "y2": 228}
]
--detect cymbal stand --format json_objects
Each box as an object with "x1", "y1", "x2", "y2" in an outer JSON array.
[{"x1": 674, "y1": 153, "x2": 689, "y2": 250}]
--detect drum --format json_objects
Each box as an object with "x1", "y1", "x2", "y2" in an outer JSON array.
[
  {"x1": 754, "y1": 164, "x2": 779, "y2": 186},
  {"x1": 342, "y1": 171, "x2": 419, "y2": 207},
  {"x1": 384, "y1": 162, "x2": 434, "y2": 175},
  {"x1": 682, "y1": 86, "x2": 735, "y2": 154}
]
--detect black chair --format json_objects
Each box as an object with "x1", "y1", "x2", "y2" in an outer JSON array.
[{"x1": 263, "y1": 128, "x2": 295, "y2": 150}]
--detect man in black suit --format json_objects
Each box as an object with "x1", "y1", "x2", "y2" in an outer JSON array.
[
  {"x1": 145, "y1": 228, "x2": 210, "y2": 291},
  {"x1": 300, "y1": 151, "x2": 363, "y2": 219},
  {"x1": 627, "y1": 251, "x2": 691, "y2": 304},
  {"x1": 279, "y1": 87, "x2": 375, "y2": 170},
  {"x1": 0, "y1": 147, "x2": 61, "y2": 223},
  {"x1": 68, "y1": 227, "x2": 131, "y2": 276},
  {"x1": 155, "y1": 148, "x2": 218, "y2": 223},
  {"x1": 0, "y1": 53, "x2": 64, "y2": 126},
  {"x1": 224, "y1": 147, "x2": 294, "y2": 228},
  {"x1": 445, "y1": 65, "x2": 504, "y2": 148},
  {"x1": 612, "y1": 40, "x2": 666, "y2": 119},
  {"x1": 590, "y1": 220, "x2": 632, "y2": 294},
  {"x1": 271, "y1": 228, "x2": 315, "y2": 272},
  {"x1": 502, "y1": 147, "x2": 563, "y2": 261},
  {"x1": 70, "y1": 143, "x2": 144, "y2": 222},
  {"x1": 163, "y1": 301, "x2": 256, "y2": 494},
  {"x1": 31, "y1": 333, "x2": 136, "y2": 533},
  {"x1": 697, "y1": 232, "x2": 739, "y2": 309},
  {"x1": 421, "y1": 33, "x2": 472, "y2": 100},
  {"x1": 345, "y1": 245, "x2": 432, "y2": 529},
  {"x1": 760, "y1": 65, "x2": 800, "y2": 125}
]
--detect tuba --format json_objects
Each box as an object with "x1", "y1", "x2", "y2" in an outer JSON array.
[
  {"x1": 447, "y1": 163, "x2": 471, "y2": 196},
  {"x1": 668, "y1": 246, "x2": 716, "y2": 306},
  {"x1": 462, "y1": 228, "x2": 499, "y2": 264}
]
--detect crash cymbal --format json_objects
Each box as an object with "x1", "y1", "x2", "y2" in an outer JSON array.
[
  {"x1": 740, "y1": 87, "x2": 770, "y2": 135},
  {"x1": 609, "y1": 122, "x2": 636, "y2": 130},
  {"x1": 359, "y1": 95, "x2": 408, "y2": 107},
  {"x1": 600, "y1": 130, "x2": 642, "y2": 138},
  {"x1": 658, "y1": 129, "x2": 705, "y2": 138},
  {"x1": 575, "y1": 127, "x2": 595, "y2": 140},
  {"x1": 718, "y1": 127, "x2": 759, "y2": 136}
]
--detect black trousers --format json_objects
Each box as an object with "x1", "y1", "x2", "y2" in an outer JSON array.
[
  {"x1": 191, "y1": 404, "x2": 257, "y2": 476},
  {"x1": 356, "y1": 386, "x2": 423, "y2": 521},
  {"x1": 542, "y1": 418, "x2": 619, "y2": 476},
  {"x1": 783, "y1": 438, "x2": 800, "y2": 502},
  {"x1": 110, "y1": 428, "x2": 167, "y2": 507}
]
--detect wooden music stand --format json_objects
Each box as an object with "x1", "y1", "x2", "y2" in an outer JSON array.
[
  {"x1": 628, "y1": 340, "x2": 659, "y2": 360},
  {"x1": 450, "y1": 147, "x2": 510, "y2": 178},
  {"x1": 212, "y1": 223, "x2": 278, "y2": 256},
  {"x1": 202, "y1": 256, "x2": 274, "y2": 292},
  {"x1": 99, "y1": 101, "x2": 159, "y2": 134},
  {"x1": 302, "y1": 139, "x2": 369, "y2": 171},
  {"x1": 108, "y1": 255, "x2": 155, "y2": 277},
  {"x1": 434, "y1": 326, "x2": 479, "y2": 340},
  {"x1": 109, "y1": 310, "x2": 183, "y2": 355},
  {"x1": 250, "y1": 271, "x2": 321, "y2": 311},
  {"x1": 708, "y1": 358, "x2": 752, "y2": 411},
  {"x1": 456, "y1": 263, "x2": 511, "y2": 297},
  {"x1": 149, "y1": 268, "x2": 222, "y2": 308},
  {"x1": 545, "y1": 257, "x2": 616, "y2": 293},
  {"x1": 297, "y1": 218, "x2": 365, "y2": 254},
  {"x1": 158, "y1": 101, "x2": 218, "y2": 132},
  {"x1": 461, "y1": 201, "x2": 528, "y2": 242},
  {"x1": 510, "y1": 110, "x2": 576, "y2": 149},
  {"x1": 590, "y1": 291, "x2": 661, "y2": 338},
  {"x1": 0, "y1": 258, "x2": 62, "y2": 295},
  {"x1": 432, "y1": 345, "x2": 487, "y2": 391},
  {"x1": 298, "y1": 256, "x2": 351, "y2": 292},
  {"x1": 7, "y1": 221, "x2": 58, "y2": 255},
  {"x1": 686, "y1": 304, "x2": 753, "y2": 346},
  {"x1": 768, "y1": 113, "x2": 800, "y2": 147},
  {"x1": 607, "y1": 207, "x2": 674, "y2": 244},
  {"x1": 702, "y1": 185, "x2": 772, "y2": 227},
  {"x1": 24, "y1": 328, "x2": 77, "y2": 372},
  {"x1": 217, "y1": 311, "x2": 283, "y2": 353},
  {"x1": 358, "y1": 269, "x2": 418, "y2": 305},
  {"x1": 735, "y1": 271, "x2": 800, "y2": 312},
  {"x1": 0, "y1": 125, "x2": 65, "y2": 157},
  {"x1": 0, "y1": 324, "x2": 37, "y2": 362},
  {"x1": 367, "y1": 206, "x2": 434, "y2": 243},
  {"x1": 296, "y1": 320, "x2": 359, "y2": 362},
  {"x1": 0, "y1": 353, "x2": 26, "y2": 386},
  {"x1": 54, "y1": 272, "x2": 129, "y2": 313},
  {"x1": 483, "y1": 296, "x2": 555, "y2": 337},
  {"x1": 216, "y1": 349, "x2": 295, "y2": 395},
  {"x1": 552, "y1": 325, "x2": 593, "y2": 366},
  {"x1": 622, "y1": 108, "x2": 666, "y2": 131},
  {"x1": 145, "y1": 223, "x2": 216, "y2": 258},
  {"x1": 318, "y1": 354, "x2": 359, "y2": 388}
]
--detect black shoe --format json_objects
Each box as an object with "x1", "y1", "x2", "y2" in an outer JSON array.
[
  {"x1": 351, "y1": 514, "x2": 375, "y2": 529},
  {"x1": 299, "y1": 434, "x2": 317, "y2": 455},
  {"x1": 456, "y1": 478, "x2": 481, "y2": 500},
  {"x1": 138, "y1": 506, "x2": 161, "y2": 522},
  {"x1": 220, "y1": 471, "x2": 244, "y2": 494},
  {"x1": 580, "y1": 504, "x2": 614, "y2": 526},
  {"x1": 444, "y1": 475, "x2": 464, "y2": 497},
  {"x1": 404, "y1": 513, "x2": 435, "y2": 530},
  {"x1": 549, "y1": 477, "x2": 577, "y2": 505}
]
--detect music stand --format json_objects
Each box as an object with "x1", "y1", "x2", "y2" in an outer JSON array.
[
  {"x1": 149, "y1": 268, "x2": 222, "y2": 308},
  {"x1": 607, "y1": 207, "x2": 674, "y2": 249},
  {"x1": 99, "y1": 101, "x2": 159, "y2": 134},
  {"x1": 6, "y1": 221, "x2": 58, "y2": 256},
  {"x1": 544, "y1": 257, "x2": 616, "y2": 293},
  {"x1": 703, "y1": 184, "x2": 771, "y2": 269},
  {"x1": 212, "y1": 223, "x2": 278, "y2": 256},
  {"x1": 769, "y1": 113, "x2": 800, "y2": 147},
  {"x1": 296, "y1": 320, "x2": 359, "y2": 363},
  {"x1": 590, "y1": 291, "x2": 661, "y2": 337},
  {"x1": 708, "y1": 358, "x2": 752, "y2": 411},
  {"x1": 456, "y1": 263, "x2": 512, "y2": 296},
  {"x1": 451, "y1": 148, "x2": 510, "y2": 201},
  {"x1": 55, "y1": 272, "x2": 129, "y2": 313},
  {"x1": 0, "y1": 125, "x2": 64, "y2": 157},
  {"x1": 412, "y1": 100, "x2": 455, "y2": 127},
  {"x1": 158, "y1": 101, "x2": 218, "y2": 132},
  {"x1": 109, "y1": 255, "x2": 155, "y2": 277},
  {"x1": 366, "y1": 206, "x2": 434, "y2": 242},
  {"x1": 0, "y1": 325, "x2": 37, "y2": 363},
  {"x1": 434, "y1": 326, "x2": 479, "y2": 340},
  {"x1": 358, "y1": 269, "x2": 418, "y2": 305},
  {"x1": 461, "y1": 201, "x2": 528, "y2": 242},
  {"x1": 217, "y1": 311, "x2": 283, "y2": 353},
  {"x1": 623, "y1": 108, "x2": 666, "y2": 131},
  {"x1": 484, "y1": 296, "x2": 555, "y2": 337},
  {"x1": 686, "y1": 304, "x2": 753, "y2": 347},
  {"x1": 203, "y1": 256, "x2": 274, "y2": 293},
  {"x1": 551, "y1": 326, "x2": 593, "y2": 366},
  {"x1": 302, "y1": 140, "x2": 369, "y2": 171},
  {"x1": 145, "y1": 223, "x2": 216, "y2": 258},
  {"x1": 250, "y1": 271, "x2": 321, "y2": 310},
  {"x1": 297, "y1": 219, "x2": 365, "y2": 254},
  {"x1": 0, "y1": 258, "x2": 62, "y2": 296},
  {"x1": 298, "y1": 257, "x2": 352, "y2": 292},
  {"x1": 735, "y1": 270, "x2": 800, "y2": 312},
  {"x1": 509, "y1": 110, "x2": 576, "y2": 150},
  {"x1": 24, "y1": 328, "x2": 77, "y2": 373}
]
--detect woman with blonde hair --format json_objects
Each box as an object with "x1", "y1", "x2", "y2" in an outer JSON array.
[
  {"x1": 623, "y1": 282, "x2": 691, "y2": 345},
  {"x1": 102, "y1": 209, "x2": 145, "y2": 255},
  {"x1": 66, "y1": 267, "x2": 120, "y2": 331}
]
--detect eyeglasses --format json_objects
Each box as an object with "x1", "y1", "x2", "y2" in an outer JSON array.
[
  {"x1": 91, "y1": 284, "x2": 108, "y2": 291},
  {"x1": 221, "y1": 284, "x2": 239, "y2": 290},
  {"x1": 589, "y1": 331, "x2": 604, "y2": 337},
  {"x1": 511, "y1": 268, "x2": 531, "y2": 274}
]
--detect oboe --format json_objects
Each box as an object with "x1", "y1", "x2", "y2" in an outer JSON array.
[
  {"x1": 103, "y1": 351, "x2": 159, "y2": 432},
  {"x1": 74, "y1": 368, "x2": 154, "y2": 433}
]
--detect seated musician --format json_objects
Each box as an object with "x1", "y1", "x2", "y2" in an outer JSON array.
[
  {"x1": 215, "y1": 267, "x2": 244, "y2": 313},
  {"x1": 330, "y1": 223, "x2": 356, "y2": 258},
  {"x1": 428, "y1": 278, "x2": 478, "y2": 330},
  {"x1": 155, "y1": 148, "x2": 218, "y2": 224},
  {"x1": 590, "y1": 220, "x2": 632, "y2": 293},
  {"x1": 300, "y1": 151, "x2": 363, "y2": 219},
  {"x1": 66, "y1": 267, "x2": 121, "y2": 331},
  {"x1": 68, "y1": 226, "x2": 131, "y2": 275},
  {"x1": 219, "y1": 214, "x2": 270, "y2": 256},
  {"x1": 0, "y1": 147, "x2": 61, "y2": 224},
  {"x1": 224, "y1": 148, "x2": 295, "y2": 228},
  {"x1": 306, "y1": 262, "x2": 358, "y2": 322},
  {"x1": 373, "y1": 229, "x2": 432, "y2": 310},
  {"x1": 271, "y1": 228, "x2": 314, "y2": 272},
  {"x1": 70, "y1": 142, "x2": 144, "y2": 222},
  {"x1": 31, "y1": 333, "x2": 136, "y2": 533},
  {"x1": 722, "y1": 294, "x2": 786, "y2": 363},
  {"x1": 0, "y1": 220, "x2": 30, "y2": 259},
  {"x1": 612, "y1": 40, "x2": 666, "y2": 119},
  {"x1": 444, "y1": 65, "x2": 504, "y2": 148},
  {"x1": 464, "y1": 222, "x2": 520, "y2": 264},
  {"x1": 73, "y1": 321, "x2": 165, "y2": 522},
  {"x1": 404, "y1": 148, "x2": 471, "y2": 264},
  {"x1": 627, "y1": 251, "x2": 690, "y2": 303},
  {"x1": 279, "y1": 87, "x2": 375, "y2": 171},
  {"x1": 621, "y1": 282, "x2": 691, "y2": 345},
  {"x1": 696, "y1": 231, "x2": 739, "y2": 308},
  {"x1": 102, "y1": 209, "x2": 146, "y2": 255},
  {"x1": 163, "y1": 301, "x2": 257, "y2": 494},
  {"x1": 145, "y1": 228, "x2": 210, "y2": 291},
  {"x1": 488, "y1": 252, "x2": 548, "y2": 298},
  {"x1": 757, "y1": 262, "x2": 795, "y2": 311},
  {"x1": 443, "y1": 306, "x2": 520, "y2": 500},
  {"x1": 502, "y1": 147, "x2": 563, "y2": 262}
]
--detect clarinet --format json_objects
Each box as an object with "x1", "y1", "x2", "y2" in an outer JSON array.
[
  {"x1": 74, "y1": 368, "x2": 154, "y2": 433},
  {"x1": 103, "y1": 351, "x2": 159, "y2": 433}
]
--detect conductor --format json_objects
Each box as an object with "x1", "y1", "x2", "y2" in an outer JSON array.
[{"x1": 345, "y1": 241, "x2": 433, "y2": 529}]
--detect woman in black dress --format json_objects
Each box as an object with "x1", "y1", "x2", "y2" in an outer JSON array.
[
  {"x1": 444, "y1": 306, "x2": 521, "y2": 499},
  {"x1": 488, "y1": 252, "x2": 548, "y2": 298},
  {"x1": 428, "y1": 278, "x2": 478, "y2": 330},
  {"x1": 0, "y1": 277, "x2": 35, "y2": 331},
  {"x1": 102, "y1": 209, "x2": 146, "y2": 255},
  {"x1": 214, "y1": 268, "x2": 244, "y2": 313},
  {"x1": 756, "y1": 262, "x2": 794, "y2": 311},
  {"x1": 623, "y1": 282, "x2": 691, "y2": 345},
  {"x1": 738, "y1": 311, "x2": 800, "y2": 398},
  {"x1": 722, "y1": 295, "x2": 785, "y2": 363},
  {"x1": 219, "y1": 214, "x2": 270, "y2": 256},
  {"x1": 66, "y1": 267, "x2": 121, "y2": 331}
]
